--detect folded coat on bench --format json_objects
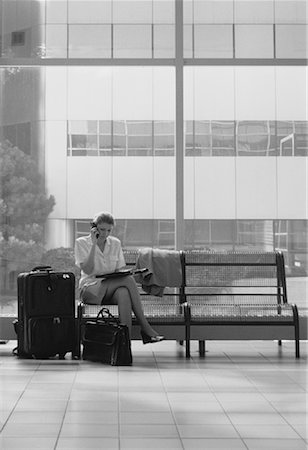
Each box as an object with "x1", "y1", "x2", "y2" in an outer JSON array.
[{"x1": 134, "y1": 248, "x2": 182, "y2": 296}]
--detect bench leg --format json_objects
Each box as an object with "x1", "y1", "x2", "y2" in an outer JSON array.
[
  {"x1": 199, "y1": 340, "x2": 206, "y2": 356},
  {"x1": 185, "y1": 323, "x2": 190, "y2": 358},
  {"x1": 278, "y1": 340, "x2": 282, "y2": 346},
  {"x1": 295, "y1": 339, "x2": 300, "y2": 359},
  {"x1": 293, "y1": 305, "x2": 300, "y2": 359}
]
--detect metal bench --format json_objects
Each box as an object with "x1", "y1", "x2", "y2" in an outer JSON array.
[
  {"x1": 77, "y1": 249, "x2": 300, "y2": 360},
  {"x1": 182, "y1": 251, "x2": 300, "y2": 358}
]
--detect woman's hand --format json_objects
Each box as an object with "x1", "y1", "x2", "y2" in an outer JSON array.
[{"x1": 90, "y1": 227, "x2": 99, "y2": 245}]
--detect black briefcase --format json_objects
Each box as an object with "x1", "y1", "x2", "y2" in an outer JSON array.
[{"x1": 82, "y1": 308, "x2": 132, "y2": 366}]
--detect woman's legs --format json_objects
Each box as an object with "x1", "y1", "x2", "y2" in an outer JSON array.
[
  {"x1": 102, "y1": 276, "x2": 160, "y2": 337},
  {"x1": 81, "y1": 276, "x2": 161, "y2": 338},
  {"x1": 109, "y1": 286, "x2": 132, "y2": 336}
]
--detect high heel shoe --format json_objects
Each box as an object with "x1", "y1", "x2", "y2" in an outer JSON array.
[{"x1": 141, "y1": 331, "x2": 165, "y2": 345}]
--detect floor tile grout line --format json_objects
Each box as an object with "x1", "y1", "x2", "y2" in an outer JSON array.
[
  {"x1": 117, "y1": 366, "x2": 121, "y2": 450},
  {"x1": 0, "y1": 360, "x2": 42, "y2": 434},
  {"x1": 196, "y1": 345, "x2": 307, "y2": 443},
  {"x1": 154, "y1": 347, "x2": 186, "y2": 450},
  {"x1": 244, "y1": 348, "x2": 308, "y2": 442},
  {"x1": 194, "y1": 351, "x2": 250, "y2": 450},
  {"x1": 53, "y1": 359, "x2": 80, "y2": 450}
]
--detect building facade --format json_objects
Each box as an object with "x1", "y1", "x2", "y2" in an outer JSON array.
[{"x1": 0, "y1": 0, "x2": 307, "y2": 279}]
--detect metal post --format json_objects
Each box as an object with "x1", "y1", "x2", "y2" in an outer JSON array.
[{"x1": 175, "y1": 0, "x2": 184, "y2": 251}]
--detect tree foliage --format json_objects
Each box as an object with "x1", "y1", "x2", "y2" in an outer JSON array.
[
  {"x1": 0, "y1": 141, "x2": 55, "y2": 289},
  {"x1": 0, "y1": 141, "x2": 55, "y2": 242}
]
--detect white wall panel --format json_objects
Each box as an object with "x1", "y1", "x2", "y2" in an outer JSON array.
[
  {"x1": 113, "y1": 68, "x2": 153, "y2": 120},
  {"x1": 112, "y1": 158, "x2": 154, "y2": 219},
  {"x1": 153, "y1": 68, "x2": 175, "y2": 120},
  {"x1": 153, "y1": 158, "x2": 175, "y2": 218},
  {"x1": 194, "y1": 67, "x2": 235, "y2": 120},
  {"x1": 45, "y1": 121, "x2": 68, "y2": 218},
  {"x1": 275, "y1": 67, "x2": 308, "y2": 121},
  {"x1": 45, "y1": 67, "x2": 67, "y2": 120},
  {"x1": 67, "y1": 67, "x2": 112, "y2": 120},
  {"x1": 194, "y1": 158, "x2": 236, "y2": 219},
  {"x1": 67, "y1": 157, "x2": 112, "y2": 218},
  {"x1": 236, "y1": 158, "x2": 277, "y2": 218},
  {"x1": 277, "y1": 158, "x2": 308, "y2": 218},
  {"x1": 235, "y1": 67, "x2": 276, "y2": 120},
  {"x1": 184, "y1": 67, "x2": 194, "y2": 120}
]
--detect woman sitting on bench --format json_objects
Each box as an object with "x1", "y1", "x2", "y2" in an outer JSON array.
[{"x1": 75, "y1": 211, "x2": 164, "y2": 344}]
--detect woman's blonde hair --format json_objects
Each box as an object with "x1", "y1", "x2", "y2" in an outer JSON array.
[{"x1": 92, "y1": 211, "x2": 115, "y2": 227}]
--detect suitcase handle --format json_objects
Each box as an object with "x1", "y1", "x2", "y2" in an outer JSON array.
[{"x1": 32, "y1": 265, "x2": 52, "y2": 272}]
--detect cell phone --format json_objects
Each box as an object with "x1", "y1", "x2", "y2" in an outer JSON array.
[{"x1": 91, "y1": 225, "x2": 99, "y2": 239}]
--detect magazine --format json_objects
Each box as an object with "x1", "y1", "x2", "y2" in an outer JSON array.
[{"x1": 95, "y1": 268, "x2": 148, "y2": 279}]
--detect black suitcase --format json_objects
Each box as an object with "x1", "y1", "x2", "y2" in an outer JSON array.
[{"x1": 15, "y1": 266, "x2": 76, "y2": 359}]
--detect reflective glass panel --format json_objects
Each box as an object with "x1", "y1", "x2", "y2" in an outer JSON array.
[
  {"x1": 194, "y1": 25, "x2": 233, "y2": 58},
  {"x1": 235, "y1": 25, "x2": 274, "y2": 58},
  {"x1": 69, "y1": 25, "x2": 112, "y2": 58},
  {"x1": 113, "y1": 25, "x2": 152, "y2": 58},
  {"x1": 276, "y1": 25, "x2": 307, "y2": 59}
]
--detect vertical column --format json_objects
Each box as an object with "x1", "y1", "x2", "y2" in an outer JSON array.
[{"x1": 175, "y1": 0, "x2": 184, "y2": 250}]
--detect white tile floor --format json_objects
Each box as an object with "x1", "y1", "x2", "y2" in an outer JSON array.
[{"x1": 0, "y1": 340, "x2": 307, "y2": 450}]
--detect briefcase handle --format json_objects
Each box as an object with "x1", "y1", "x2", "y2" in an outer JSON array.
[{"x1": 96, "y1": 307, "x2": 120, "y2": 324}]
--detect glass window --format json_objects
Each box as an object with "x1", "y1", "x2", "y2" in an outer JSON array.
[
  {"x1": 153, "y1": 25, "x2": 175, "y2": 58},
  {"x1": 113, "y1": 120, "x2": 127, "y2": 155},
  {"x1": 127, "y1": 121, "x2": 153, "y2": 156},
  {"x1": 153, "y1": 0, "x2": 174, "y2": 24},
  {"x1": 277, "y1": 121, "x2": 295, "y2": 156},
  {"x1": 46, "y1": 0, "x2": 68, "y2": 24},
  {"x1": 69, "y1": 25, "x2": 111, "y2": 58},
  {"x1": 184, "y1": 220, "x2": 235, "y2": 250},
  {"x1": 113, "y1": 0, "x2": 152, "y2": 24},
  {"x1": 274, "y1": 220, "x2": 308, "y2": 276},
  {"x1": 45, "y1": 24, "x2": 67, "y2": 58},
  {"x1": 183, "y1": 24, "x2": 193, "y2": 58},
  {"x1": 194, "y1": 121, "x2": 211, "y2": 156},
  {"x1": 276, "y1": 25, "x2": 307, "y2": 59},
  {"x1": 212, "y1": 121, "x2": 235, "y2": 156},
  {"x1": 184, "y1": 220, "x2": 211, "y2": 249},
  {"x1": 99, "y1": 120, "x2": 112, "y2": 155},
  {"x1": 154, "y1": 121, "x2": 174, "y2": 156},
  {"x1": 193, "y1": 1, "x2": 234, "y2": 24},
  {"x1": 113, "y1": 25, "x2": 152, "y2": 58},
  {"x1": 236, "y1": 121, "x2": 276, "y2": 156},
  {"x1": 275, "y1": 1, "x2": 307, "y2": 24},
  {"x1": 294, "y1": 122, "x2": 308, "y2": 156},
  {"x1": 68, "y1": 0, "x2": 112, "y2": 24},
  {"x1": 235, "y1": 25, "x2": 274, "y2": 58},
  {"x1": 185, "y1": 121, "x2": 235, "y2": 156},
  {"x1": 234, "y1": 0, "x2": 274, "y2": 24},
  {"x1": 185, "y1": 121, "x2": 194, "y2": 155},
  {"x1": 112, "y1": 219, "x2": 175, "y2": 249},
  {"x1": 194, "y1": 25, "x2": 233, "y2": 58},
  {"x1": 158, "y1": 220, "x2": 175, "y2": 247},
  {"x1": 2, "y1": 122, "x2": 31, "y2": 155},
  {"x1": 237, "y1": 221, "x2": 274, "y2": 250}
]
